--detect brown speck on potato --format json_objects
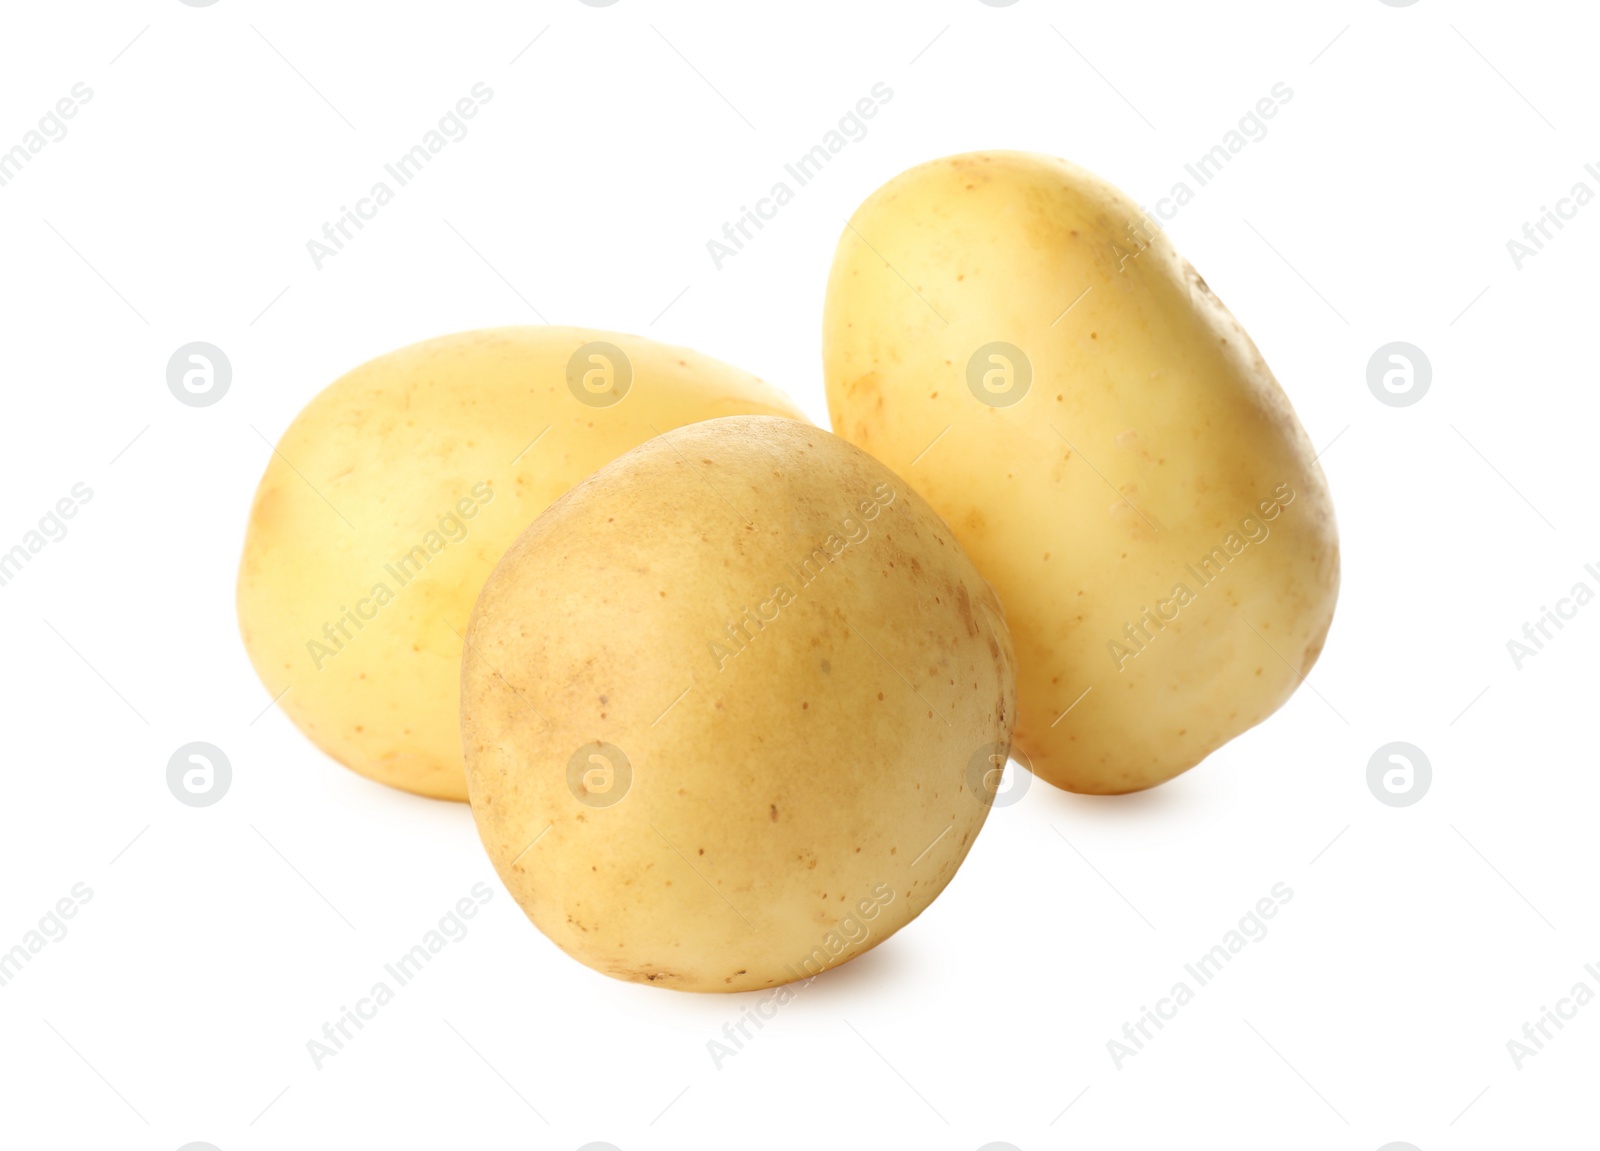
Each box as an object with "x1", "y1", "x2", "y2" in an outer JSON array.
[{"x1": 770, "y1": 804, "x2": 779, "y2": 822}]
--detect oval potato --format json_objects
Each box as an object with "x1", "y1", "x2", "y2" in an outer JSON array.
[
  {"x1": 238, "y1": 328, "x2": 805, "y2": 800},
  {"x1": 823, "y1": 152, "x2": 1339, "y2": 794},
  {"x1": 462, "y1": 416, "x2": 1016, "y2": 991}
]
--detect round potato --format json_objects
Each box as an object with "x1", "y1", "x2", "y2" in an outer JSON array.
[
  {"x1": 238, "y1": 328, "x2": 805, "y2": 801},
  {"x1": 461, "y1": 416, "x2": 1015, "y2": 992},
  {"x1": 823, "y1": 152, "x2": 1339, "y2": 794}
]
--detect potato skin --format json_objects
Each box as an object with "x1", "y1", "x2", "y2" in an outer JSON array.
[
  {"x1": 461, "y1": 416, "x2": 1015, "y2": 992},
  {"x1": 823, "y1": 152, "x2": 1339, "y2": 794},
  {"x1": 237, "y1": 328, "x2": 805, "y2": 801}
]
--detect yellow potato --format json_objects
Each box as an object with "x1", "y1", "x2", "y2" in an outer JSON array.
[
  {"x1": 461, "y1": 416, "x2": 1015, "y2": 991},
  {"x1": 823, "y1": 152, "x2": 1339, "y2": 794},
  {"x1": 238, "y1": 328, "x2": 805, "y2": 801}
]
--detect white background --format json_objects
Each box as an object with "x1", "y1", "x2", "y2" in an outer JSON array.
[{"x1": 0, "y1": 1, "x2": 1594, "y2": 1149}]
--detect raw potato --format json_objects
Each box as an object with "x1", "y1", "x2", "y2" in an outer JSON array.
[
  {"x1": 238, "y1": 328, "x2": 805, "y2": 801},
  {"x1": 462, "y1": 416, "x2": 1015, "y2": 992},
  {"x1": 823, "y1": 152, "x2": 1339, "y2": 794}
]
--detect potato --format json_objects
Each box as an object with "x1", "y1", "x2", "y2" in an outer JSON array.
[
  {"x1": 238, "y1": 328, "x2": 805, "y2": 801},
  {"x1": 461, "y1": 416, "x2": 1015, "y2": 991},
  {"x1": 823, "y1": 152, "x2": 1339, "y2": 794}
]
